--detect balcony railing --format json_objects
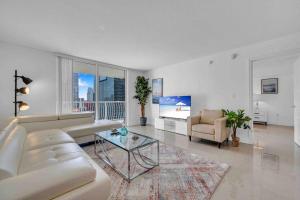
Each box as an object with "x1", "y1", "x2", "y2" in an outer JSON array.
[{"x1": 71, "y1": 101, "x2": 125, "y2": 120}]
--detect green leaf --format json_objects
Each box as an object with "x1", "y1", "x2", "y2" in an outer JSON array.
[
  {"x1": 133, "y1": 76, "x2": 152, "y2": 116},
  {"x1": 222, "y1": 108, "x2": 252, "y2": 130}
]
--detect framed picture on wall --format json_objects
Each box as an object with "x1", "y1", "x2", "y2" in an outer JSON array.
[
  {"x1": 152, "y1": 78, "x2": 163, "y2": 104},
  {"x1": 261, "y1": 78, "x2": 278, "y2": 94}
]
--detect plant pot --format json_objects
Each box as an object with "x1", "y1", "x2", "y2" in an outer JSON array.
[
  {"x1": 232, "y1": 135, "x2": 240, "y2": 147},
  {"x1": 140, "y1": 117, "x2": 147, "y2": 126}
]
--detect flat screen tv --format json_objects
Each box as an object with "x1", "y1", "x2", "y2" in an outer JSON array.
[{"x1": 159, "y1": 96, "x2": 191, "y2": 119}]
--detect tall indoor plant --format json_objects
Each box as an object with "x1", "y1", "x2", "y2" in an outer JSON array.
[
  {"x1": 222, "y1": 109, "x2": 251, "y2": 147},
  {"x1": 134, "y1": 76, "x2": 152, "y2": 126}
]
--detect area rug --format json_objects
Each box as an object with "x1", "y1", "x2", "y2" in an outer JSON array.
[{"x1": 83, "y1": 143, "x2": 229, "y2": 200}]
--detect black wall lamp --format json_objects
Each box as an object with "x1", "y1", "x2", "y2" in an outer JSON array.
[{"x1": 14, "y1": 70, "x2": 33, "y2": 116}]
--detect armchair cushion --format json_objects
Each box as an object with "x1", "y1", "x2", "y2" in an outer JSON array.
[
  {"x1": 192, "y1": 124, "x2": 215, "y2": 135},
  {"x1": 200, "y1": 109, "x2": 224, "y2": 125}
]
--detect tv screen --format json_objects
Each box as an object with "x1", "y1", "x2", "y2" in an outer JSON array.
[{"x1": 159, "y1": 96, "x2": 191, "y2": 119}]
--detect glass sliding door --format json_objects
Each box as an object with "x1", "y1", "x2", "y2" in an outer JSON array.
[
  {"x1": 69, "y1": 59, "x2": 126, "y2": 122},
  {"x1": 98, "y1": 65, "x2": 125, "y2": 122},
  {"x1": 72, "y1": 61, "x2": 96, "y2": 112}
]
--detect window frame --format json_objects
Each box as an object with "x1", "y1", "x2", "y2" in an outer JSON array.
[{"x1": 57, "y1": 54, "x2": 127, "y2": 123}]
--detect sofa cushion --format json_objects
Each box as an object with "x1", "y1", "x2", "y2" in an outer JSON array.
[
  {"x1": 20, "y1": 143, "x2": 84, "y2": 174},
  {"x1": 0, "y1": 157, "x2": 96, "y2": 200},
  {"x1": 58, "y1": 112, "x2": 94, "y2": 120},
  {"x1": 63, "y1": 120, "x2": 122, "y2": 138},
  {"x1": 192, "y1": 124, "x2": 215, "y2": 135},
  {"x1": 26, "y1": 129, "x2": 75, "y2": 150},
  {"x1": 0, "y1": 126, "x2": 27, "y2": 180},
  {"x1": 200, "y1": 109, "x2": 224, "y2": 125},
  {"x1": 17, "y1": 115, "x2": 58, "y2": 123}
]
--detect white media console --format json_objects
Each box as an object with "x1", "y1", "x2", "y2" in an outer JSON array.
[{"x1": 154, "y1": 118, "x2": 187, "y2": 135}]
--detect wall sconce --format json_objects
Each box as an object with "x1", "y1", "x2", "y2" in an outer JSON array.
[{"x1": 14, "y1": 70, "x2": 33, "y2": 116}]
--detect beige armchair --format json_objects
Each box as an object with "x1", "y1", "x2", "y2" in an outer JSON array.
[{"x1": 187, "y1": 109, "x2": 228, "y2": 148}]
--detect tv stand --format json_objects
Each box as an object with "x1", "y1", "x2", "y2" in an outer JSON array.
[{"x1": 154, "y1": 118, "x2": 187, "y2": 135}]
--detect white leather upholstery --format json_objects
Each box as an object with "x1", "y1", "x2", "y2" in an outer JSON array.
[
  {"x1": 20, "y1": 143, "x2": 83, "y2": 173},
  {"x1": 63, "y1": 120, "x2": 122, "y2": 138},
  {"x1": 26, "y1": 129, "x2": 75, "y2": 150},
  {"x1": 0, "y1": 118, "x2": 18, "y2": 133},
  {"x1": 0, "y1": 157, "x2": 96, "y2": 200},
  {"x1": 20, "y1": 117, "x2": 94, "y2": 133},
  {"x1": 17, "y1": 115, "x2": 58, "y2": 123},
  {"x1": 58, "y1": 112, "x2": 94, "y2": 120},
  {"x1": 0, "y1": 114, "x2": 113, "y2": 200},
  {"x1": 54, "y1": 150, "x2": 112, "y2": 200},
  {"x1": 0, "y1": 126, "x2": 26, "y2": 180},
  {"x1": 0, "y1": 118, "x2": 18, "y2": 148}
]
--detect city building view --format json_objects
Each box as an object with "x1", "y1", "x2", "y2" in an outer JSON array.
[{"x1": 72, "y1": 72, "x2": 125, "y2": 120}]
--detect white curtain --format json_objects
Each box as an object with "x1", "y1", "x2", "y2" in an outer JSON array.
[{"x1": 59, "y1": 57, "x2": 73, "y2": 114}]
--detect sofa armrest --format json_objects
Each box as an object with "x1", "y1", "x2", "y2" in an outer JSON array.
[
  {"x1": 0, "y1": 157, "x2": 96, "y2": 200},
  {"x1": 187, "y1": 115, "x2": 201, "y2": 136},
  {"x1": 214, "y1": 117, "x2": 228, "y2": 142}
]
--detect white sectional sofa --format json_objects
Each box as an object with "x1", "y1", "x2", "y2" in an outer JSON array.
[
  {"x1": 17, "y1": 112, "x2": 122, "y2": 144},
  {"x1": 0, "y1": 113, "x2": 122, "y2": 200}
]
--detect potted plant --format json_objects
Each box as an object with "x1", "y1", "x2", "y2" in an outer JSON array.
[
  {"x1": 222, "y1": 109, "x2": 251, "y2": 147},
  {"x1": 134, "y1": 76, "x2": 152, "y2": 126}
]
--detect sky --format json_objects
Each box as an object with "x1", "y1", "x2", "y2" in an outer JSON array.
[
  {"x1": 159, "y1": 96, "x2": 191, "y2": 106},
  {"x1": 78, "y1": 73, "x2": 95, "y2": 100}
]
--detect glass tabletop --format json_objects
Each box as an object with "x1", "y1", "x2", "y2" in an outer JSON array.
[{"x1": 95, "y1": 129, "x2": 158, "y2": 151}]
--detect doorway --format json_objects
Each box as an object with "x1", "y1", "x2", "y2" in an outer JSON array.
[{"x1": 249, "y1": 51, "x2": 300, "y2": 146}]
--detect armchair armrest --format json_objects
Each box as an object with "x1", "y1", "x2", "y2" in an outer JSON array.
[
  {"x1": 187, "y1": 115, "x2": 201, "y2": 136},
  {"x1": 214, "y1": 117, "x2": 228, "y2": 142}
]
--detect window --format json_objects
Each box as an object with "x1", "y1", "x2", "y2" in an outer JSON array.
[
  {"x1": 59, "y1": 57, "x2": 126, "y2": 122},
  {"x1": 98, "y1": 65, "x2": 125, "y2": 120},
  {"x1": 72, "y1": 61, "x2": 96, "y2": 112}
]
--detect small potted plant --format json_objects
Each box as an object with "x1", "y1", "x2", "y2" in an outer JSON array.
[
  {"x1": 134, "y1": 76, "x2": 152, "y2": 126},
  {"x1": 222, "y1": 109, "x2": 251, "y2": 147}
]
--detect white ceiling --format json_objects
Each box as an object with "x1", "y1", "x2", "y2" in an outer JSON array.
[{"x1": 0, "y1": 0, "x2": 300, "y2": 70}]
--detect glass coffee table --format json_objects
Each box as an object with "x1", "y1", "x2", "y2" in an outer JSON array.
[{"x1": 94, "y1": 129, "x2": 159, "y2": 182}]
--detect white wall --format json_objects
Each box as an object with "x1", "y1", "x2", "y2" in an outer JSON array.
[
  {"x1": 126, "y1": 70, "x2": 145, "y2": 126},
  {"x1": 146, "y1": 33, "x2": 300, "y2": 126},
  {"x1": 294, "y1": 58, "x2": 300, "y2": 146},
  {"x1": 0, "y1": 42, "x2": 143, "y2": 125},
  {"x1": 253, "y1": 57, "x2": 296, "y2": 126},
  {"x1": 0, "y1": 42, "x2": 57, "y2": 120}
]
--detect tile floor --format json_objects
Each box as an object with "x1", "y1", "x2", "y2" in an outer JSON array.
[{"x1": 127, "y1": 124, "x2": 300, "y2": 200}]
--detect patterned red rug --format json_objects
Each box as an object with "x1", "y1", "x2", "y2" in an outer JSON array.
[{"x1": 83, "y1": 143, "x2": 229, "y2": 200}]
